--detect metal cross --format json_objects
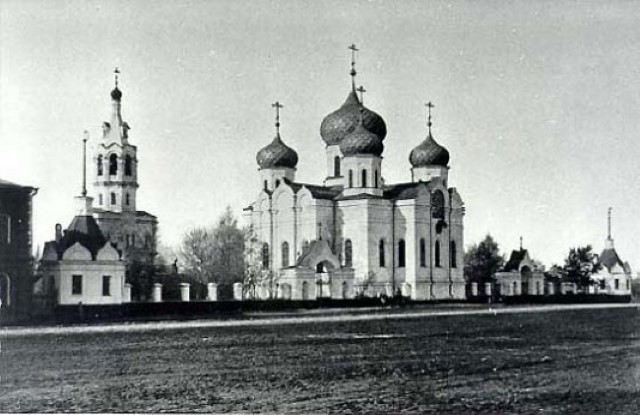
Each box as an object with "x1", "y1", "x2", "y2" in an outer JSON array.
[
  {"x1": 272, "y1": 101, "x2": 283, "y2": 134},
  {"x1": 607, "y1": 207, "x2": 612, "y2": 239},
  {"x1": 348, "y1": 44, "x2": 359, "y2": 84},
  {"x1": 356, "y1": 85, "x2": 366, "y2": 104},
  {"x1": 519, "y1": 236, "x2": 523, "y2": 251},
  {"x1": 425, "y1": 101, "x2": 435, "y2": 133},
  {"x1": 114, "y1": 67, "x2": 120, "y2": 87}
]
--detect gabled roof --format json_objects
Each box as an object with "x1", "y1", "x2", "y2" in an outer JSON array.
[
  {"x1": 57, "y1": 215, "x2": 107, "y2": 259},
  {"x1": 599, "y1": 246, "x2": 626, "y2": 272},
  {"x1": 504, "y1": 249, "x2": 528, "y2": 272},
  {"x1": 283, "y1": 178, "x2": 343, "y2": 200}
]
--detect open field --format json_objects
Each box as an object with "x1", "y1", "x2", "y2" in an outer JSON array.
[{"x1": 1, "y1": 305, "x2": 640, "y2": 413}]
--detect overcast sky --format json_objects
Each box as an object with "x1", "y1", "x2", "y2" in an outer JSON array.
[{"x1": 2, "y1": 0, "x2": 640, "y2": 267}]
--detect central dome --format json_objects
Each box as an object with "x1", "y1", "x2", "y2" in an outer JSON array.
[
  {"x1": 320, "y1": 90, "x2": 387, "y2": 146},
  {"x1": 256, "y1": 134, "x2": 298, "y2": 169},
  {"x1": 340, "y1": 121, "x2": 384, "y2": 157}
]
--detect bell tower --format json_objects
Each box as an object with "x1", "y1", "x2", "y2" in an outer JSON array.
[{"x1": 93, "y1": 68, "x2": 139, "y2": 213}]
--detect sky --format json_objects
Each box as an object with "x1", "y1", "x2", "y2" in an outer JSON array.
[{"x1": 1, "y1": 0, "x2": 640, "y2": 268}]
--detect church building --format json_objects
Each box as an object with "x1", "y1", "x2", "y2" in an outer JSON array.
[
  {"x1": 592, "y1": 208, "x2": 632, "y2": 295},
  {"x1": 40, "y1": 136, "x2": 127, "y2": 306},
  {"x1": 91, "y1": 70, "x2": 158, "y2": 265},
  {"x1": 244, "y1": 47, "x2": 465, "y2": 301}
]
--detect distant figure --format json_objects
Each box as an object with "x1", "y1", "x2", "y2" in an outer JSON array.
[{"x1": 173, "y1": 259, "x2": 178, "y2": 274}]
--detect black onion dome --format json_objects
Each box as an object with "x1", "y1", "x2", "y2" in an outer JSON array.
[
  {"x1": 110, "y1": 86, "x2": 122, "y2": 101},
  {"x1": 340, "y1": 121, "x2": 384, "y2": 157},
  {"x1": 256, "y1": 134, "x2": 299, "y2": 169},
  {"x1": 409, "y1": 133, "x2": 450, "y2": 167},
  {"x1": 320, "y1": 90, "x2": 387, "y2": 146}
]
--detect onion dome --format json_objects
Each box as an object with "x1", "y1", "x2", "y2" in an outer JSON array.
[
  {"x1": 110, "y1": 86, "x2": 122, "y2": 101},
  {"x1": 340, "y1": 118, "x2": 384, "y2": 157},
  {"x1": 409, "y1": 133, "x2": 450, "y2": 167},
  {"x1": 320, "y1": 90, "x2": 387, "y2": 146},
  {"x1": 256, "y1": 133, "x2": 299, "y2": 169}
]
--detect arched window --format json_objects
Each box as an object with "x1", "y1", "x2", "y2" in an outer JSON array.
[
  {"x1": 379, "y1": 239, "x2": 385, "y2": 267},
  {"x1": 109, "y1": 154, "x2": 118, "y2": 175},
  {"x1": 261, "y1": 243, "x2": 270, "y2": 269},
  {"x1": 431, "y1": 190, "x2": 445, "y2": 219},
  {"x1": 275, "y1": 179, "x2": 280, "y2": 188},
  {"x1": 97, "y1": 155, "x2": 103, "y2": 176},
  {"x1": 344, "y1": 239, "x2": 353, "y2": 267},
  {"x1": 374, "y1": 170, "x2": 379, "y2": 188},
  {"x1": 125, "y1": 193, "x2": 130, "y2": 206},
  {"x1": 110, "y1": 192, "x2": 116, "y2": 205},
  {"x1": 348, "y1": 170, "x2": 353, "y2": 188},
  {"x1": 419, "y1": 238, "x2": 426, "y2": 267},
  {"x1": 124, "y1": 155, "x2": 132, "y2": 176},
  {"x1": 362, "y1": 169, "x2": 367, "y2": 188},
  {"x1": 435, "y1": 240, "x2": 441, "y2": 267},
  {"x1": 398, "y1": 239, "x2": 406, "y2": 268},
  {"x1": 450, "y1": 241, "x2": 457, "y2": 268},
  {"x1": 281, "y1": 241, "x2": 289, "y2": 267},
  {"x1": 334, "y1": 156, "x2": 341, "y2": 176}
]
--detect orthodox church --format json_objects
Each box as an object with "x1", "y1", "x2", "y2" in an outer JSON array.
[
  {"x1": 91, "y1": 70, "x2": 158, "y2": 265},
  {"x1": 244, "y1": 47, "x2": 465, "y2": 301},
  {"x1": 36, "y1": 71, "x2": 156, "y2": 306},
  {"x1": 40, "y1": 136, "x2": 127, "y2": 306}
]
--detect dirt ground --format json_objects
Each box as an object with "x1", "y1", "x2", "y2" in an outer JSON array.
[{"x1": 1, "y1": 306, "x2": 639, "y2": 413}]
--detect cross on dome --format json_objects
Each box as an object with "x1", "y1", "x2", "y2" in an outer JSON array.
[
  {"x1": 114, "y1": 67, "x2": 120, "y2": 88},
  {"x1": 272, "y1": 101, "x2": 283, "y2": 135},
  {"x1": 348, "y1": 44, "x2": 359, "y2": 89},
  {"x1": 425, "y1": 101, "x2": 435, "y2": 134},
  {"x1": 357, "y1": 85, "x2": 366, "y2": 104}
]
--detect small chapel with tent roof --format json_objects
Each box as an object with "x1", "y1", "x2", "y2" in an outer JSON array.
[{"x1": 244, "y1": 45, "x2": 465, "y2": 301}]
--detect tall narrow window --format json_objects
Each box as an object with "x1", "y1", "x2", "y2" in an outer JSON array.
[
  {"x1": 97, "y1": 155, "x2": 103, "y2": 176},
  {"x1": 0, "y1": 214, "x2": 9, "y2": 245},
  {"x1": 374, "y1": 170, "x2": 379, "y2": 188},
  {"x1": 125, "y1": 193, "x2": 130, "y2": 206},
  {"x1": 72, "y1": 275, "x2": 83, "y2": 295},
  {"x1": 362, "y1": 169, "x2": 367, "y2": 188},
  {"x1": 281, "y1": 241, "x2": 289, "y2": 267},
  {"x1": 109, "y1": 154, "x2": 118, "y2": 175},
  {"x1": 262, "y1": 243, "x2": 270, "y2": 269},
  {"x1": 450, "y1": 241, "x2": 457, "y2": 268},
  {"x1": 124, "y1": 155, "x2": 132, "y2": 176},
  {"x1": 99, "y1": 194, "x2": 103, "y2": 205},
  {"x1": 111, "y1": 192, "x2": 116, "y2": 205},
  {"x1": 419, "y1": 238, "x2": 426, "y2": 267},
  {"x1": 398, "y1": 239, "x2": 406, "y2": 268},
  {"x1": 348, "y1": 170, "x2": 353, "y2": 188},
  {"x1": 431, "y1": 190, "x2": 445, "y2": 219},
  {"x1": 334, "y1": 156, "x2": 341, "y2": 176},
  {"x1": 435, "y1": 241, "x2": 441, "y2": 267},
  {"x1": 263, "y1": 180, "x2": 268, "y2": 190},
  {"x1": 345, "y1": 239, "x2": 353, "y2": 267},
  {"x1": 102, "y1": 276, "x2": 111, "y2": 296},
  {"x1": 379, "y1": 239, "x2": 386, "y2": 267}
]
